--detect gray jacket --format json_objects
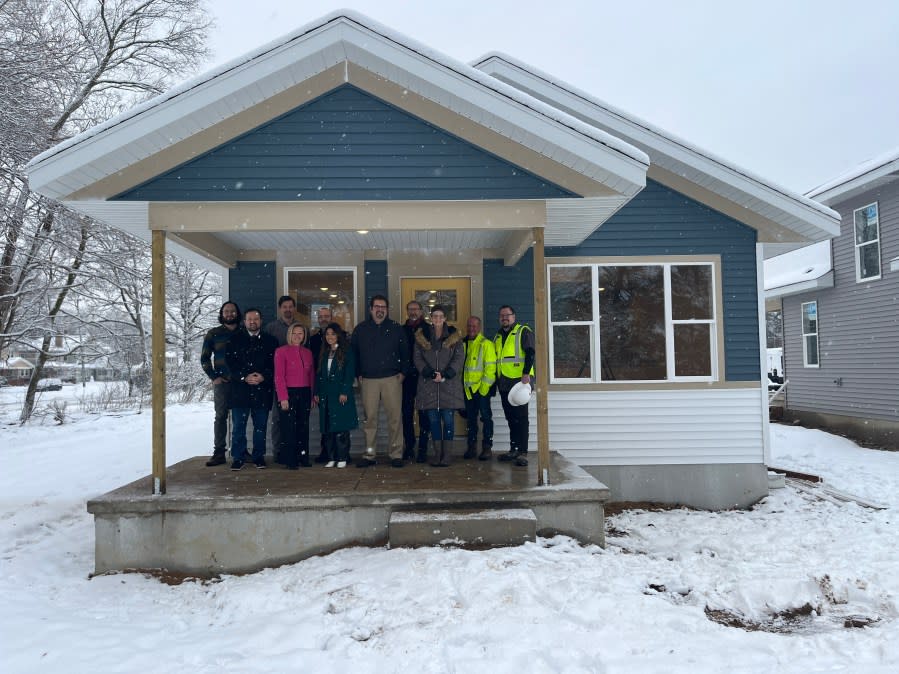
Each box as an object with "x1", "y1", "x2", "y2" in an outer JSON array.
[{"x1": 413, "y1": 324, "x2": 465, "y2": 411}]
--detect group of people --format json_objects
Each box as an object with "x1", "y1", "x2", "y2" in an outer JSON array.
[{"x1": 199, "y1": 293, "x2": 535, "y2": 472}]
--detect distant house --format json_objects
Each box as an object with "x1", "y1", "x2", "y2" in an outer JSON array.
[
  {"x1": 766, "y1": 149, "x2": 899, "y2": 448},
  {"x1": 26, "y1": 11, "x2": 839, "y2": 507}
]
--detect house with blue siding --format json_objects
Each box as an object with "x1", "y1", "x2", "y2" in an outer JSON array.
[{"x1": 27, "y1": 11, "x2": 839, "y2": 508}]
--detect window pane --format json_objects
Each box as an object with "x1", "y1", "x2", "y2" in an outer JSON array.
[
  {"x1": 287, "y1": 269, "x2": 355, "y2": 333},
  {"x1": 552, "y1": 325, "x2": 592, "y2": 379},
  {"x1": 415, "y1": 289, "x2": 458, "y2": 322},
  {"x1": 858, "y1": 242, "x2": 880, "y2": 279},
  {"x1": 805, "y1": 335, "x2": 819, "y2": 365},
  {"x1": 802, "y1": 303, "x2": 817, "y2": 334},
  {"x1": 550, "y1": 266, "x2": 592, "y2": 321},
  {"x1": 671, "y1": 265, "x2": 713, "y2": 320},
  {"x1": 854, "y1": 205, "x2": 878, "y2": 244},
  {"x1": 674, "y1": 324, "x2": 711, "y2": 377},
  {"x1": 598, "y1": 265, "x2": 666, "y2": 380}
]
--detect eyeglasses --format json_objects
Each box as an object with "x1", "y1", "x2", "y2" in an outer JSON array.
[
  {"x1": 372, "y1": 304, "x2": 388, "y2": 310},
  {"x1": 499, "y1": 313, "x2": 514, "y2": 318}
]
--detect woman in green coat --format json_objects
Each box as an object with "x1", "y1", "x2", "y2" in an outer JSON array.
[{"x1": 314, "y1": 323, "x2": 358, "y2": 468}]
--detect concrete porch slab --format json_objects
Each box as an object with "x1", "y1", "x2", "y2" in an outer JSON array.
[
  {"x1": 87, "y1": 450, "x2": 609, "y2": 576},
  {"x1": 389, "y1": 508, "x2": 538, "y2": 548}
]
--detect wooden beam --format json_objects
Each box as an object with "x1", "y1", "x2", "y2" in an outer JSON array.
[
  {"x1": 151, "y1": 230, "x2": 167, "y2": 495},
  {"x1": 532, "y1": 226, "x2": 551, "y2": 485}
]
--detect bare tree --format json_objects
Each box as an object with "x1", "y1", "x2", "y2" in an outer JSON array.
[{"x1": 0, "y1": 0, "x2": 211, "y2": 421}]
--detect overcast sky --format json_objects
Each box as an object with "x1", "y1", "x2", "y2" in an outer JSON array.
[{"x1": 203, "y1": 0, "x2": 899, "y2": 195}]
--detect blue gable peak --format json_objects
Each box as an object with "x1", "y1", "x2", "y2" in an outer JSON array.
[{"x1": 115, "y1": 84, "x2": 578, "y2": 202}]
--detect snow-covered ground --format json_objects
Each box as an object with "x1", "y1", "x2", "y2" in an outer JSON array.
[{"x1": 2, "y1": 401, "x2": 897, "y2": 673}]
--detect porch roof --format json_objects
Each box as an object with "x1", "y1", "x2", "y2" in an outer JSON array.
[{"x1": 26, "y1": 12, "x2": 650, "y2": 268}]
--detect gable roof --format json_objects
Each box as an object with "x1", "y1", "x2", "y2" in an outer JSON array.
[
  {"x1": 806, "y1": 147, "x2": 899, "y2": 205},
  {"x1": 472, "y1": 52, "x2": 840, "y2": 252}
]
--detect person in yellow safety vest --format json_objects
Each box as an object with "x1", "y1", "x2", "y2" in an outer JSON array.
[
  {"x1": 462, "y1": 316, "x2": 497, "y2": 460},
  {"x1": 493, "y1": 305, "x2": 535, "y2": 467}
]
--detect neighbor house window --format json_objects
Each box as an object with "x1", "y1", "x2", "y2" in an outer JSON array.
[
  {"x1": 801, "y1": 301, "x2": 819, "y2": 367},
  {"x1": 853, "y1": 202, "x2": 881, "y2": 281},
  {"x1": 548, "y1": 261, "x2": 718, "y2": 383}
]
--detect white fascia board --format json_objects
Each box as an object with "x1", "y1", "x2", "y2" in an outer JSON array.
[
  {"x1": 764, "y1": 270, "x2": 834, "y2": 300},
  {"x1": 473, "y1": 53, "x2": 840, "y2": 239},
  {"x1": 28, "y1": 12, "x2": 648, "y2": 202},
  {"x1": 806, "y1": 153, "x2": 899, "y2": 205}
]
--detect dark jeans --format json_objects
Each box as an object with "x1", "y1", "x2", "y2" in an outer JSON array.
[
  {"x1": 464, "y1": 392, "x2": 493, "y2": 448},
  {"x1": 402, "y1": 374, "x2": 430, "y2": 450},
  {"x1": 279, "y1": 387, "x2": 312, "y2": 468},
  {"x1": 325, "y1": 431, "x2": 351, "y2": 462},
  {"x1": 231, "y1": 406, "x2": 270, "y2": 463},
  {"x1": 500, "y1": 389, "x2": 529, "y2": 454},
  {"x1": 426, "y1": 408, "x2": 455, "y2": 441},
  {"x1": 212, "y1": 382, "x2": 231, "y2": 455}
]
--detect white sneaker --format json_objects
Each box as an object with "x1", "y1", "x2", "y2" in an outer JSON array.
[
  {"x1": 325, "y1": 461, "x2": 336, "y2": 468},
  {"x1": 337, "y1": 461, "x2": 347, "y2": 468}
]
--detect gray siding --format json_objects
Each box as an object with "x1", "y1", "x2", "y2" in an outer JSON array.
[
  {"x1": 546, "y1": 180, "x2": 760, "y2": 381},
  {"x1": 783, "y1": 179, "x2": 899, "y2": 422},
  {"x1": 114, "y1": 85, "x2": 575, "y2": 202},
  {"x1": 228, "y1": 261, "x2": 277, "y2": 323}
]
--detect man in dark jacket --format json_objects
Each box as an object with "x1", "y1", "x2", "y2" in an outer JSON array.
[
  {"x1": 226, "y1": 308, "x2": 278, "y2": 470},
  {"x1": 200, "y1": 301, "x2": 241, "y2": 466},
  {"x1": 351, "y1": 295, "x2": 409, "y2": 468},
  {"x1": 401, "y1": 300, "x2": 429, "y2": 461}
]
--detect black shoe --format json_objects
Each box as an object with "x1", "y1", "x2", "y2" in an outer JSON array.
[
  {"x1": 287, "y1": 465, "x2": 299, "y2": 471},
  {"x1": 463, "y1": 444, "x2": 477, "y2": 460},
  {"x1": 356, "y1": 456, "x2": 376, "y2": 468},
  {"x1": 416, "y1": 447, "x2": 428, "y2": 464},
  {"x1": 478, "y1": 447, "x2": 493, "y2": 461},
  {"x1": 390, "y1": 458, "x2": 405, "y2": 468},
  {"x1": 230, "y1": 460, "x2": 244, "y2": 471},
  {"x1": 402, "y1": 448, "x2": 415, "y2": 461},
  {"x1": 514, "y1": 454, "x2": 529, "y2": 467},
  {"x1": 206, "y1": 454, "x2": 226, "y2": 467},
  {"x1": 498, "y1": 450, "x2": 519, "y2": 462},
  {"x1": 314, "y1": 449, "x2": 329, "y2": 464},
  {"x1": 254, "y1": 458, "x2": 267, "y2": 469},
  {"x1": 299, "y1": 452, "x2": 311, "y2": 467}
]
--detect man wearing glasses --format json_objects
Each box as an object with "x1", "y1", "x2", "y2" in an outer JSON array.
[
  {"x1": 494, "y1": 305, "x2": 535, "y2": 467},
  {"x1": 351, "y1": 295, "x2": 410, "y2": 467}
]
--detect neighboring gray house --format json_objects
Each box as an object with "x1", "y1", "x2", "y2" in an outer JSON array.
[{"x1": 766, "y1": 149, "x2": 899, "y2": 448}]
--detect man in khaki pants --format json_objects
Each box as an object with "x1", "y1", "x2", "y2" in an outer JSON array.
[{"x1": 351, "y1": 295, "x2": 410, "y2": 468}]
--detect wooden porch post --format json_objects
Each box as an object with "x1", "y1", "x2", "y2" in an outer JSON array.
[
  {"x1": 532, "y1": 226, "x2": 551, "y2": 485},
  {"x1": 151, "y1": 229, "x2": 167, "y2": 495}
]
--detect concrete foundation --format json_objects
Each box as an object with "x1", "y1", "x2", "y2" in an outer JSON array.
[
  {"x1": 87, "y1": 451, "x2": 609, "y2": 576},
  {"x1": 388, "y1": 508, "x2": 537, "y2": 548},
  {"x1": 783, "y1": 411, "x2": 899, "y2": 451},
  {"x1": 583, "y1": 463, "x2": 769, "y2": 510}
]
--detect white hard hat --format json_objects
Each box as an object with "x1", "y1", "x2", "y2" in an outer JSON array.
[{"x1": 508, "y1": 381, "x2": 533, "y2": 406}]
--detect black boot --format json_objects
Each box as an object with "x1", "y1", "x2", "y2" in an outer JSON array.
[
  {"x1": 403, "y1": 445, "x2": 415, "y2": 461},
  {"x1": 205, "y1": 452, "x2": 226, "y2": 467},
  {"x1": 478, "y1": 444, "x2": 492, "y2": 461},
  {"x1": 463, "y1": 440, "x2": 477, "y2": 460}
]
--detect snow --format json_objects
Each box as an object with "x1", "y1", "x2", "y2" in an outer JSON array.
[
  {"x1": 806, "y1": 146, "x2": 899, "y2": 199},
  {"x1": 764, "y1": 239, "x2": 831, "y2": 290},
  {"x1": 2, "y1": 400, "x2": 899, "y2": 672}
]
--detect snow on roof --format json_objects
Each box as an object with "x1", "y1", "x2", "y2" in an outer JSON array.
[
  {"x1": 806, "y1": 146, "x2": 899, "y2": 203},
  {"x1": 27, "y1": 10, "x2": 648, "y2": 173},
  {"x1": 472, "y1": 51, "x2": 838, "y2": 224},
  {"x1": 764, "y1": 240, "x2": 831, "y2": 290}
]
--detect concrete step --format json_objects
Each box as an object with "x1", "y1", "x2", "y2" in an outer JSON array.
[{"x1": 389, "y1": 508, "x2": 537, "y2": 549}]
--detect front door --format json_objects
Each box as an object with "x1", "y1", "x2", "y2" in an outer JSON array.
[{"x1": 400, "y1": 277, "x2": 472, "y2": 438}]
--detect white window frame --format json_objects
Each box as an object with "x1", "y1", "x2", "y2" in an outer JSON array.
[
  {"x1": 853, "y1": 202, "x2": 881, "y2": 282},
  {"x1": 283, "y1": 266, "x2": 359, "y2": 325},
  {"x1": 801, "y1": 300, "x2": 819, "y2": 368},
  {"x1": 547, "y1": 260, "x2": 719, "y2": 384}
]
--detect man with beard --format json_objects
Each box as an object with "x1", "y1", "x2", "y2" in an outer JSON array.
[
  {"x1": 401, "y1": 300, "x2": 429, "y2": 461},
  {"x1": 200, "y1": 301, "x2": 241, "y2": 467}
]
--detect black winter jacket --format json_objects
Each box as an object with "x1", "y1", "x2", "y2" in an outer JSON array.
[
  {"x1": 226, "y1": 329, "x2": 278, "y2": 409},
  {"x1": 351, "y1": 318, "x2": 410, "y2": 379}
]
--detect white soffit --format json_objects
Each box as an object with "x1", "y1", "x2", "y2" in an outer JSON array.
[
  {"x1": 473, "y1": 53, "x2": 841, "y2": 244},
  {"x1": 27, "y1": 12, "x2": 647, "y2": 203},
  {"x1": 214, "y1": 229, "x2": 510, "y2": 252},
  {"x1": 545, "y1": 197, "x2": 630, "y2": 246}
]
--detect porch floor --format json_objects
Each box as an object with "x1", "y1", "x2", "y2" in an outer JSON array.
[{"x1": 88, "y1": 450, "x2": 609, "y2": 576}]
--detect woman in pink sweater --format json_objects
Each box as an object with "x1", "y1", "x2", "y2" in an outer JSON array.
[{"x1": 274, "y1": 323, "x2": 315, "y2": 468}]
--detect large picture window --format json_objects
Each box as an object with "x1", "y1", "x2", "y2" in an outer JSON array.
[
  {"x1": 548, "y1": 261, "x2": 718, "y2": 383},
  {"x1": 801, "y1": 301, "x2": 819, "y2": 367},
  {"x1": 853, "y1": 202, "x2": 881, "y2": 281},
  {"x1": 284, "y1": 267, "x2": 357, "y2": 332}
]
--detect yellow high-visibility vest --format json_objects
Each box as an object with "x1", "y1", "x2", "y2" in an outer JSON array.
[
  {"x1": 463, "y1": 334, "x2": 496, "y2": 400},
  {"x1": 494, "y1": 324, "x2": 534, "y2": 380}
]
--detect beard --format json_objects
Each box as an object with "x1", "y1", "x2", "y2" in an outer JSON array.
[{"x1": 222, "y1": 317, "x2": 239, "y2": 325}]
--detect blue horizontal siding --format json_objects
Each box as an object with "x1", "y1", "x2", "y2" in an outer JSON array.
[
  {"x1": 546, "y1": 180, "x2": 760, "y2": 381},
  {"x1": 364, "y1": 260, "x2": 388, "y2": 311},
  {"x1": 228, "y1": 261, "x2": 277, "y2": 323},
  {"x1": 483, "y1": 249, "x2": 535, "y2": 335},
  {"x1": 114, "y1": 85, "x2": 576, "y2": 202}
]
